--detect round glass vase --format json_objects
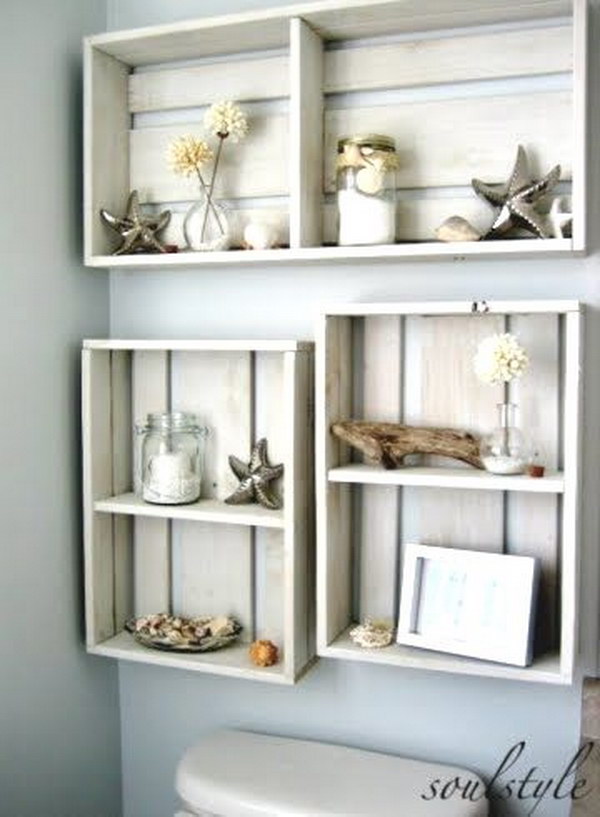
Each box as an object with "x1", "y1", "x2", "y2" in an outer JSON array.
[
  {"x1": 480, "y1": 402, "x2": 529, "y2": 475},
  {"x1": 184, "y1": 193, "x2": 231, "y2": 252},
  {"x1": 136, "y1": 412, "x2": 208, "y2": 505}
]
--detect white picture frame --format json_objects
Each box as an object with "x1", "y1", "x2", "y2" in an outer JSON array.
[{"x1": 397, "y1": 544, "x2": 539, "y2": 667}]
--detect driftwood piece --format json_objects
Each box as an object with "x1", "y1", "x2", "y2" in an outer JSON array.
[{"x1": 331, "y1": 421, "x2": 484, "y2": 470}]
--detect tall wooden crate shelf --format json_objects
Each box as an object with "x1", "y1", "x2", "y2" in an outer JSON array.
[
  {"x1": 82, "y1": 340, "x2": 314, "y2": 684},
  {"x1": 84, "y1": 0, "x2": 587, "y2": 268},
  {"x1": 316, "y1": 300, "x2": 582, "y2": 684}
]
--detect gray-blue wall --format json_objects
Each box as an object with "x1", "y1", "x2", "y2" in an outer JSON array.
[
  {"x1": 109, "y1": 3, "x2": 600, "y2": 817},
  {"x1": 0, "y1": 2, "x2": 121, "y2": 816}
]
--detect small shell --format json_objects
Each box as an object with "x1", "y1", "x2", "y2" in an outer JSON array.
[
  {"x1": 243, "y1": 222, "x2": 278, "y2": 250},
  {"x1": 435, "y1": 216, "x2": 481, "y2": 243},
  {"x1": 349, "y1": 619, "x2": 394, "y2": 649},
  {"x1": 249, "y1": 639, "x2": 279, "y2": 667}
]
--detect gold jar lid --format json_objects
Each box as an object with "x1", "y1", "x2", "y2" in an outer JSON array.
[{"x1": 337, "y1": 134, "x2": 396, "y2": 153}]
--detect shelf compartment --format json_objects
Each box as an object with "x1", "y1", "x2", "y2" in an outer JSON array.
[
  {"x1": 95, "y1": 493, "x2": 285, "y2": 528},
  {"x1": 328, "y1": 464, "x2": 564, "y2": 493},
  {"x1": 83, "y1": 339, "x2": 313, "y2": 683},
  {"x1": 317, "y1": 300, "x2": 582, "y2": 684},
  {"x1": 90, "y1": 631, "x2": 290, "y2": 684},
  {"x1": 323, "y1": 627, "x2": 565, "y2": 685}
]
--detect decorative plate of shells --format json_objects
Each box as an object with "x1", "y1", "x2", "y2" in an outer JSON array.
[{"x1": 125, "y1": 613, "x2": 242, "y2": 652}]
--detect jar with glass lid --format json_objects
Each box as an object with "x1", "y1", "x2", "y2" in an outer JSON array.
[
  {"x1": 336, "y1": 134, "x2": 398, "y2": 246},
  {"x1": 136, "y1": 412, "x2": 208, "y2": 504}
]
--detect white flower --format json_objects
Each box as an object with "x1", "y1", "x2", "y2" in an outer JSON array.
[
  {"x1": 166, "y1": 135, "x2": 213, "y2": 176},
  {"x1": 474, "y1": 333, "x2": 529, "y2": 385},
  {"x1": 204, "y1": 100, "x2": 249, "y2": 141}
]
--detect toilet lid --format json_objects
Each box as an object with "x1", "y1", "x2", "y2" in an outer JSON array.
[{"x1": 176, "y1": 731, "x2": 488, "y2": 816}]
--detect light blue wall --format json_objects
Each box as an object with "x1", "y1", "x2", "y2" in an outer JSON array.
[
  {"x1": 109, "y1": 3, "x2": 600, "y2": 816},
  {"x1": 0, "y1": 2, "x2": 122, "y2": 816}
]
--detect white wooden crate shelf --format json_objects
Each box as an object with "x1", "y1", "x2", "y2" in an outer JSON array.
[
  {"x1": 82, "y1": 339, "x2": 314, "y2": 683},
  {"x1": 317, "y1": 300, "x2": 582, "y2": 684},
  {"x1": 328, "y1": 464, "x2": 565, "y2": 493},
  {"x1": 84, "y1": 0, "x2": 587, "y2": 268}
]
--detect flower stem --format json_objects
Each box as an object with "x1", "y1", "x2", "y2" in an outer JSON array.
[{"x1": 200, "y1": 136, "x2": 225, "y2": 241}]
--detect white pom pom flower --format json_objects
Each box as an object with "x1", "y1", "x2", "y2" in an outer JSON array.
[
  {"x1": 204, "y1": 100, "x2": 249, "y2": 141},
  {"x1": 474, "y1": 333, "x2": 529, "y2": 385}
]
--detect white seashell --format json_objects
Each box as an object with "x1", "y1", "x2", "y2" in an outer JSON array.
[
  {"x1": 243, "y1": 221, "x2": 278, "y2": 250},
  {"x1": 549, "y1": 196, "x2": 572, "y2": 239},
  {"x1": 435, "y1": 216, "x2": 481, "y2": 243},
  {"x1": 349, "y1": 619, "x2": 394, "y2": 649}
]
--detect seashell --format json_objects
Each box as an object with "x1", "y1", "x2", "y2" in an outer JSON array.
[
  {"x1": 356, "y1": 165, "x2": 383, "y2": 195},
  {"x1": 249, "y1": 639, "x2": 279, "y2": 667},
  {"x1": 243, "y1": 221, "x2": 278, "y2": 250},
  {"x1": 435, "y1": 216, "x2": 481, "y2": 243},
  {"x1": 349, "y1": 619, "x2": 394, "y2": 649}
]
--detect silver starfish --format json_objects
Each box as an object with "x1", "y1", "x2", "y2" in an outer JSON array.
[
  {"x1": 100, "y1": 190, "x2": 171, "y2": 255},
  {"x1": 224, "y1": 438, "x2": 284, "y2": 511},
  {"x1": 472, "y1": 145, "x2": 561, "y2": 239}
]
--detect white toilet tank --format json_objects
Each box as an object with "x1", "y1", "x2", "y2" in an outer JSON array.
[{"x1": 175, "y1": 730, "x2": 488, "y2": 816}]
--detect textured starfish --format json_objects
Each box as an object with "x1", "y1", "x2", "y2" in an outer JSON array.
[
  {"x1": 100, "y1": 190, "x2": 171, "y2": 255},
  {"x1": 472, "y1": 145, "x2": 561, "y2": 239},
  {"x1": 224, "y1": 438, "x2": 284, "y2": 510}
]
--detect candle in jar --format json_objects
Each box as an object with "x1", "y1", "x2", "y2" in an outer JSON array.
[{"x1": 143, "y1": 451, "x2": 200, "y2": 504}]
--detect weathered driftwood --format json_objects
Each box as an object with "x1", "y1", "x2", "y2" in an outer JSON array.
[{"x1": 331, "y1": 421, "x2": 484, "y2": 470}]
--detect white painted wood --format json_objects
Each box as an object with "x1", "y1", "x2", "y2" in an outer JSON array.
[
  {"x1": 129, "y1": 54, "x2": 289, "y2": 113},
  {"x1": 289, "y1": 18, "x2": 323, "y2": 248},
  {"x1": 95, "y1": 493, "x2": 284, "y2": 528},
  {"x1": 86, "y1": 238, "x2": 577, "y2": 269},
  {"x1": 84, "y1": 45, "x2": 130, "y2": 260},
  {"x1": 322, "y1": 628, "x2": 566, "y2": 684},
  {"x1": 325, "y1": 300, "x2": 581, "y2": 316},
  {"x1": 324, "y1": 26, "x2": 572, "y2": 93},
  {"x1": 82, "y1": 350, "x2": 115, "y2": 645},
  {"x1": 111, "y1": 351, "x2": 134, "y2": 629},
  {"x1": 254, "y1": 353, "x2": 286, "y2": 653},
  {"x1": 85, "y1": 339, "x2": 310, "y2": 352},
  {"x1": 329, "y1": 463, "x2": 565, "y2": 492},
  {"x1": 130, "y1": 115, "x2": 288, "y2": 204},
  {"x1": 170, "y1": 351, "x2": 253, "y2": 638},
  {"x1": 88, "y1": 1, "x2": 570, "y2": 67},
  {"x1": 316, "y1": 316, "x2": 353, "y2": 648},
  {"x1": 324, "y1": 91, "x2": 572, "y2": 193},
  {"x1": 359, "y1": 316, "x2": 402, "y2": 620},
  {"x1": 132, "y1": 350, "x2": 171, "y2": 615},
  {"x1": 571, "y1": 0, "x2": 588, "y2": 252},
  {"x1": 91, "y1": 631, "x2": 290, "y2": 684}
]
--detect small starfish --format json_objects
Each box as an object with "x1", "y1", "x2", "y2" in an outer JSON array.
[
  {"x1": 472, "y1": 145, "x2": 561, "y2": 239},
  {"x1": 100, "y1": 190, "x2": 171, "y2": 255},
  {"x1": 224, "y1": 438, "x2": 284, "y2": 510}
]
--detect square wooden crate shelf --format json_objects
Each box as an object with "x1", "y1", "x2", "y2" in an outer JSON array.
[
  {"x1": 84, "y1": 0, "x2": 587, "y2": 268},
  {"x1": 82, "y1": 339, "x2": 314, "y2": 684},
  {"x1": 316, "y1": 300, "x2": 582, "y2": 684}
]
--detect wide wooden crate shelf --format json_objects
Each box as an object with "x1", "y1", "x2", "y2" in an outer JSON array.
[
  {"x1": 95, "y1": 493, "x2": 285, "y2": 528},
  {"x1": 317, "y1": 299, "x2": 582, "y2": 684},
  {"x1": 328, "y1": 464, "x2": 565, "y2": 493},
  {"x1": 84, "y1": 0, "x2": 587, "y2": 268},
  {"x1": 83, "y1": 339, "x2": 313, "y2": 683},
  {"x1": 90, "y1": 632, "x2": 290, "y2": 684},
  {"x1": 322, "y1": 628, "x2": 565, "y2": 685}
]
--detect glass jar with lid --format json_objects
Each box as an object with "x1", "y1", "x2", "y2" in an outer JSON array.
[
  {"x1": 136, "y1": 412, "x2": 208, "y2": 504},
  {"x1": 336, "y1": 134, "x2": 398, "y2": 246}
]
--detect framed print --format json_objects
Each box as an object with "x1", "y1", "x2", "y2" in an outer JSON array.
[{"x1": 397, "y1": 544, "x2": 539, "y2": 666}]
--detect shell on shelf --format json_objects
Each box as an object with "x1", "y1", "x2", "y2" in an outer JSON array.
[
  {"x1": 125, "y1": 613, "x2": 242, "y2": 652},
  {"x1": 435, "y1": 216, "x2": 481, "y2": 243},
  {"x1": 249, "y1": 639, "x2": 279, "y2": 666},
  {"x1": 349, "y1": 619, "x2": 394, "y2": 649}
]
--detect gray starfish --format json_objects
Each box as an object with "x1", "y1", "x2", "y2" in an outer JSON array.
[
  {"x1": 100, "y1": 190, "x2": 171, "y2": 255},
  {"x1": 224, "y1": 438, "x2": 284, "y2": 511},
  {"x1": 472, "y1": 145, "x2": 561, "y2": 239}
]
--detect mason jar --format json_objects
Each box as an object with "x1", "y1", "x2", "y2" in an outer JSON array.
[
  {"x1": 136, "y1": 412, "x2": 208, "y2": 504},
  {"x1": 336, "y1": 134, "x2": 398, "y2": 246}
]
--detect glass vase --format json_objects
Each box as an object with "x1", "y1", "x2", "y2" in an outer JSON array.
[
  {"x1": 183, "y1": 193, "x2": 231, "y2": 251},
  {"x1": 480, "y1": 402, "x2": 529, "y2": 475}
]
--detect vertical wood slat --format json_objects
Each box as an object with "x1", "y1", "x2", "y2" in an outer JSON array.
[
  {"x1": 289, "y1": 17, "x2": 324, "y2": 248},
  {"x1": 402, "y1": 315, "x2": 505, "y2": 553},
  {"x1": 359, "y1": 316, "x2": 402, "y2": 621},
  {"x1": 170, "y1": 352, "x2": 253, "y2": 639},
  {"x1": 317, "y1": 316, "x2": 353, "y2": 647},
  {"x1": 111, "y1": 351, "x2": 134, "y2": 629},
  {"x1": 507, "y1": 314, "x2": 560, "y2": 652},
  {"x1": 571, "y1": 0, "x2": 588, "y2": 252},
  {"x1": 254, "y1": 353, "x2": 286, "y2": 650},
  {"x1": 132, "y1": 351, "x2": 171, "y2": 616},
  {"x1": 82, "y1": 349, "x2": 115, "y2": 645}
]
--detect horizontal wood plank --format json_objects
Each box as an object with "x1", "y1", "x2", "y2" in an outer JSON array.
[{"x1": 324, "y1": 91, "x2": 572, "y2": 191}]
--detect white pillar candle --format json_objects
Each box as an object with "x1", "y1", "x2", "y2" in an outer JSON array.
[{"x1": 338, "y1": 189, "x2": 396, "y2": 246}]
